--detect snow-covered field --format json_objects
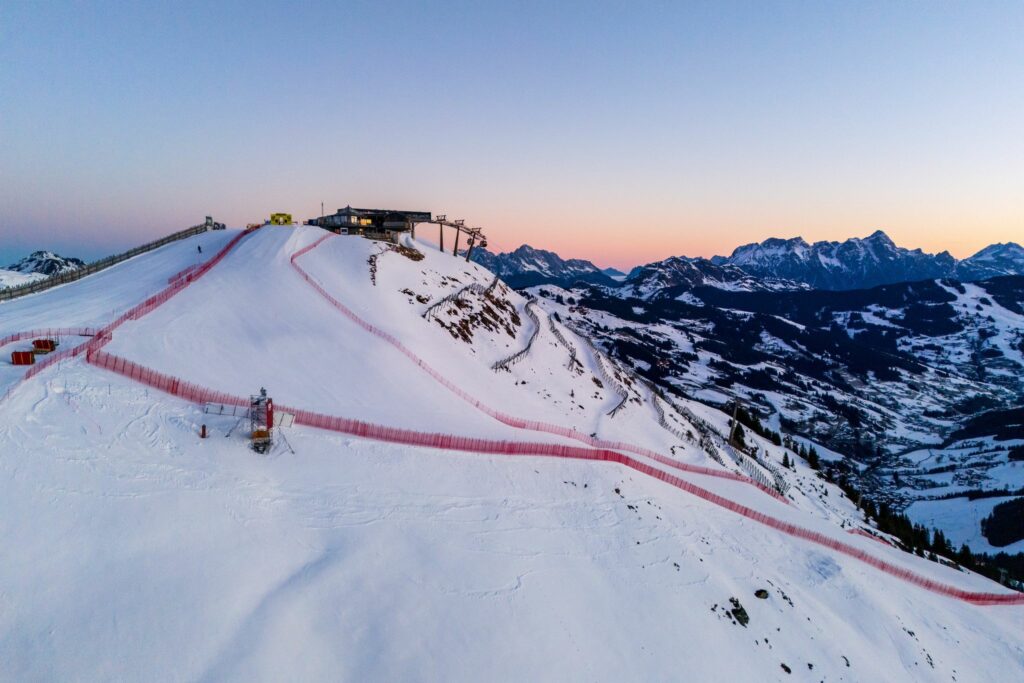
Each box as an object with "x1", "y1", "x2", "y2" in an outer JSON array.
[
  {"x1": 1, "y1": 226, "x2": 1022, "y2": 681},
  {"x1": 908, "y1": 496, "x2": 1024, "y2": 555},
  {"x1": 0, "y1": 269, "x2": 45, "y2": 289},
  {"x1": 899, "y1": 435, "x2": 1024, "y2": 554}
]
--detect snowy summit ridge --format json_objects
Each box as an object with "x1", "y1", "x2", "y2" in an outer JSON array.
[
  {"x1": 711, "y1": 230, "x2": 1024, "y2": 290},
  {"x1": 0, "y1": 225, "x2": 1021, "y2": 681},
  {"x1": 469, "y1": 244, "x2": 618, "y2": 288},
  {"x1": 1, "y1": 250, "x2": 85, "y2": 289},
  {"x1": 6, "y1": 250, "x2": 85, "y2": 277}
]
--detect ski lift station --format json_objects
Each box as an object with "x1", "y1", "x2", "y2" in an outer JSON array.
[
  {"x1": 308, "y1": 206, "x2": 431, "y2": 240},
  {"x1": 307, "y1": 205, "x2": 488, "y2": 259}
]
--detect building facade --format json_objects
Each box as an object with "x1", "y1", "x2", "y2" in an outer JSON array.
[{"x1": 308, "y1": 206, "x2": 431, "y2": 240}]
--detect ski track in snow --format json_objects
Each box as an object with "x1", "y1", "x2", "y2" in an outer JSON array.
[
  {"x1": 2, "y1": 225, "x2": 1023, "y2": 682},
  {"x1": 290, "y1": 233, "x2": 786, "y2": 502},
  {"x1": 8, "y1": 226, "x2": 1015, "y2": 605}
]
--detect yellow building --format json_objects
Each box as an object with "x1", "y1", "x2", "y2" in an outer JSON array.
[{"x1": 269, "y1": 213, "x2": 293, "y2": 225}]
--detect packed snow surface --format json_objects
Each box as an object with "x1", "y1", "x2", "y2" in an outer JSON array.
[
  {"x1": 0, "y1": 269, "x2": 45, "y2": 289},
  {"x1": 1, "y1": 226, "x2": 1022, "y2": 682}
]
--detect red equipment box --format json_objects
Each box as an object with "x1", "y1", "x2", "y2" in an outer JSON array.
[{"x1": 11, "y1": 351, "x2": 35, "y2": 365}]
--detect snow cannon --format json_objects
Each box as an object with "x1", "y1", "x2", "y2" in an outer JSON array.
[{"x1": 249, "y1": 387, "x2": 274, "y2": 454}]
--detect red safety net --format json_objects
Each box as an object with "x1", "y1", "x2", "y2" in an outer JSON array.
[
  {"x1": 167, "y1": 262, "x2": 202, "y2": 285},
  {"x1": 0, "y1": 328, "x2": 98, "y2": 348},
  {"x1": 81, "y1": 347, "x2": 1024, "y2": 606},
  {"x1": 9, "y1": 226, "x2": 1023, "y2": 606},
  {"x1": 848, "y1": 527, "x2": 896, "y2": 548},
  {"x1": 1, "y1": 229, "x2": 256, "y2": 405},
  {"x1": 1, "y1": 329, "x2": 100, "y2": 402},
  {"x1": 86, "y1": 349, "x2": 247, "y2": 407},
  {"x1": 290, "y1": 234, "x2": 786, "y2": 501},
  {"x1": 85, "y1": 227, "x2": 256, "y2": 354}
]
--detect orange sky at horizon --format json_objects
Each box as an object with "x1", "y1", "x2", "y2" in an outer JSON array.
[
  {"x1": 7, "y1": 194, "x2": 1017, "y2": 273},
  {"x1": 473, "y1": 208, "x2": 1023, "y2": 270},
  {"x1": 4, "y1": 3, "x2": 1022, "y2": 273}
]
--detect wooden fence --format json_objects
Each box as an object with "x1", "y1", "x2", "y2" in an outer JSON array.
[
  {"x1": 492, "y1": 302, "x2": 541, "y2": 371},
  {"x1": 0, "y1": 223, "x2": 211, "y2": 302}
]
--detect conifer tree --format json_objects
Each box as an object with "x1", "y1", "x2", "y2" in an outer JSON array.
[{"x1": 806, "y1": 446, "x2": 820, "y2": 470}]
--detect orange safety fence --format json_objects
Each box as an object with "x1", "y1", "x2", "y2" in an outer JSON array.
[
  {"x1": 848, "y1": 527, "x2": 897, "y2": 547},
  {"x1": 78, "y1": 346, "x2": 1024, "y2": 607},
  {"x1": 0, "y1": 329, "x2": 99, "y2": 403},
  {"x1": 289, "y1": 234, "x2": 787, "y2": 502},
  {"x1": 0, "y1": 228, "x2": 258, "y2": 406},
  {"x1": 1, "y1": 328, "x2": 98, "y2": 348},
  {"x1": 7, "y1": 225, "x2": 1023, "y2": 605}
]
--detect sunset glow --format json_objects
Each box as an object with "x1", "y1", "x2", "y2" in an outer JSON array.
[{"x1": 1, "y1": 1, "x2": 1021, "y2": 269}]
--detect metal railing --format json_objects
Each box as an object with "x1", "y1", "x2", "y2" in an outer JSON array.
[
  {"x1": 644, "y1": 383, "x2": 726, "y2": 466},
  {"x1": 492, "y1": 301, "x2": 541, "y2": 371},
  {"x1": 571, "y1": 326, "x2": 630, "y2": 417},
  {"x1": 0, "y1": 223, "x2": 211, "y2": 302},
  {"x1": 422, "y1": 274, "x2": 501, "y2": 321},
  {"x1": 546, "y1": 316, "x2": 579, "y2": 370}
]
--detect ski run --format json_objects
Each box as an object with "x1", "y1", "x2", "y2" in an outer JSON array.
[{"x1": 1, "y1": 225, "x2": 1022, "y2": 682}]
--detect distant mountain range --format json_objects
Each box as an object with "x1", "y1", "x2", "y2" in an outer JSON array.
[
  {"x1": 467, "y1": 245, "x2": 619, "y2": 288},
  {"x1": 530, "y1": 268, "x2": 1024, "y2": 543},
  {"x1": 472, "y1": 231, "x2": 1024, "y2": 293},
  {"x1": 619, "y1": 256, "x2": 807, "y2": 299},
  {"x1": 712, "y1": 230, "x2": 1024, "y2": 290},
  {"x1": 493, "y1": 228, "x2": 1024, "y2": 553},
  {"x1": 0, "y1": 250, "x2": 84, "y2": 289}
]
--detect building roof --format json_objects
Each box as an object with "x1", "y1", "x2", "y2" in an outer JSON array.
[{"x1": 333, "y1": 206, "x2": 431, "y2": 221}]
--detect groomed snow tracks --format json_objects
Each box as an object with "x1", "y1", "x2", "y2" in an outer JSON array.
[
  {"x1": 0, "y1": 223, "x2": 213, "y2": 302},
  {"x1": 572, "y1": 328, "x2": 630, "y2": 416},
  {"x1": 289, "y1": 233, "x2": 779, "y2": 498},
  {"x1": 0, "y1": 228, "x2": 257, "y2": 406},
  {"x1": 79, "y1": 346, "x2": 1024, "y2": 607},
  {"x1": 29, "y1": 227, "x2": 1021, "y2": 607},
  {"x1": 0, "y1": 328, "x2": 99, "y2": 403}
]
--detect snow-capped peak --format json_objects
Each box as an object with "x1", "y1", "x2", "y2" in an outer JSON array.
[
  {"x1": 968, "y1": 242, "x2": 1024, "y2": 261},
  {"x1": 711, "y1": 231, "x2": 972, "y2": 290},
  {"x1": 6, "y1": 250, "x2": 85, "y2": 277},
  {"x1": 469, "y1": 244, "x2": 617, "y2": 287}
]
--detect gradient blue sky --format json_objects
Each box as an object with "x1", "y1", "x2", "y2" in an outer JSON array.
[{"x1": 2, "y1": 1, "x2": 1022, "y2": 268}]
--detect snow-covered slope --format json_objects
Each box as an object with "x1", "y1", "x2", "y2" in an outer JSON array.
[
  {"x1": 1, "y1": 226, "x2": 1022, "y2": 681},
  {"x1": 0, "y1": 268, "x2": 45, "y2": 289},
  {"x1": 527, "y1": 273, "x2": 1024, "y2": 554}
]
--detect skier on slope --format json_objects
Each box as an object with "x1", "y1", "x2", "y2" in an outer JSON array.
[{"x1": 197, "y1": 245, "x2": 202, "y2": 254}]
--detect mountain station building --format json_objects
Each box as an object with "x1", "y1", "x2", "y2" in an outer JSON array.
[{"x1": 308, "y1": 206, "x2": 432, "y2": 240}]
